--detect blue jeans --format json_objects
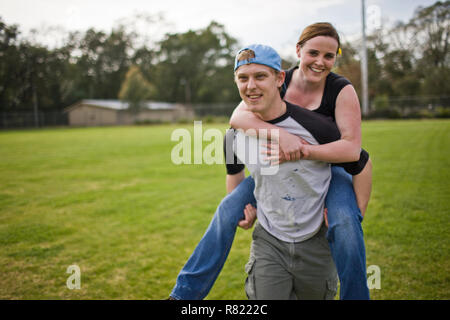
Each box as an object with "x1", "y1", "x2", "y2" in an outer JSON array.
[
  {"x1": 170, "y1": 166, "x2": 369, "y2": 300},
  {"x1": 325, "y1": 166, "x2": 370, "y2": 300}
]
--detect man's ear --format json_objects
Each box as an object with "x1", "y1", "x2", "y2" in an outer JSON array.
[{"x1": 277, "y1": 70, "x2": 286, "y2": 88}]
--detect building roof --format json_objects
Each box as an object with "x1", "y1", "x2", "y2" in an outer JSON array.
[{"x1": 66, "y1": 99, "x2": 177, "y2": 112}]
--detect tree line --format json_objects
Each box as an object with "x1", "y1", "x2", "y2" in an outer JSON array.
[
  {"x1": 0, "y1": 1, "x2": 448, "y2": 116},
  {"x1": 335, "y1": 1, "x2": 449, "y2": 116}
]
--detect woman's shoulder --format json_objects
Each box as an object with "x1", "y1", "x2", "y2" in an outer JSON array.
[{"x1": 326, "y1": 72, "x2": 352, "y2": 89}]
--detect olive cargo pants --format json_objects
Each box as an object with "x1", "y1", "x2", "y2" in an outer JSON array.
[{"x1": 245, "y1": 223, "x2": 338, "y2": 300}]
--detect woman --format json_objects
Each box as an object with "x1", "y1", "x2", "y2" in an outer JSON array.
[
  {"x1": 229, "y1": 22, "x2": 372, "y2": 300},
  {"x1": 170, "y1": 22, "x2": 372, "y2": 300}
]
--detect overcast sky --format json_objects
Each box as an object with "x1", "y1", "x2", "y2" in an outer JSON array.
[{"x1": 0, "y1": 0, "x2": 438, "y2": 58}]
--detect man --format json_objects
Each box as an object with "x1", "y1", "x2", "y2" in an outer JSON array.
[{"x1": 225, "y1": 44, "x2": 339, "y2": 299}]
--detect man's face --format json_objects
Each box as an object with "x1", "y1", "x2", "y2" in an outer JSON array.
[{"x1": 234, "y1": 64, "x2": 284, "y2": 118}]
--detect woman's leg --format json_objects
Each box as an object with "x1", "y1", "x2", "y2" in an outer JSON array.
[
  {"x1": 170, "y1": 176, "x2": 256, "y2": 300},
  {"x1": 325, "y1": 166, "x2": 370, "y2": 300}
]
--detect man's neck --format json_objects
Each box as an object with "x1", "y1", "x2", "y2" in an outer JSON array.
[{"x1": 256, "y1": 98, "x2": 286, "y2": 121}]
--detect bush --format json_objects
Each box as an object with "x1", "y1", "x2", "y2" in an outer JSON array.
[
  {"x1": 406, "y1": 109, "x2": 434, "y2": 119},
  {"x1": 201, "y1": 116, "x2": 229, "y2": 124},
  {"x1": 365, "y1": 106, "x2": 450, "y2": 119},
  {"x1": 373, "y1": 95, "x2": 390, "y2": 111},
  {"x1": 134, "y1": 119, "x2": 169, "y2": 125},
  {"x1": 175, "y1": 118, "x2": 190, "y2": 124},
  {"x1": 435, "y1": 107, "x2": 450, "y2": 118},
  {"x1": 366, "y1": 107, "x2": 402, "y2": 119}
]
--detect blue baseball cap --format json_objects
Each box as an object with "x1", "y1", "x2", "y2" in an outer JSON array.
[{"x1": 234, "y1": 44, "x2": 282, "y2": 72}]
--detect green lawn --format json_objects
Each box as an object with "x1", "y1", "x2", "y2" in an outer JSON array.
[{"x1": 0, "y1": 120, "x2": 449, "y2": 299}]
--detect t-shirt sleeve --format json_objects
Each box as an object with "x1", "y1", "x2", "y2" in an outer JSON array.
[
  {"x1": 223, "y1": 128, "x2": 245, "y2": 175},
  {"x1": 324, "y1": 74, "x2": 351, "y2": 109},
  {"x1": 285, "y1": 102, "x2": 341, "y2": 144},
  {"x1": 315, "y1": 73, "x2": 352, "y2": 120},
  {"x1": 336, "y1": 149, "x2": 370, "y2": 175}
]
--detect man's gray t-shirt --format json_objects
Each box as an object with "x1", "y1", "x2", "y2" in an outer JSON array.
[{"x1": 225, "y1": 101, "x2": 342, "y2": 243}]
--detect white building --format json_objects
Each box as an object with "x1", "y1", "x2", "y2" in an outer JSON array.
[{"x1": 65, "y1": 100, "x2": 194, "y2": 126}]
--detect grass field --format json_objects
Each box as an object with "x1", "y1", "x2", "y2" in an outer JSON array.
[{"x1": 0, "y1": 120, "x2": 449, "y2": 300}]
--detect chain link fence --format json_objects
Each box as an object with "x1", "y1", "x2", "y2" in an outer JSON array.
[
  {"x1": 368, "y1": 95, "x2": 450, "y2": 119},
  {"x1": 0, "y1": 111, "x2": 68, "y2": 129},
  {"x1": 1, "y1": 96, "x2": 449, "y2": 129}
]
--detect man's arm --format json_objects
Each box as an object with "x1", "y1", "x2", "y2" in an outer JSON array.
[{"x1": 223, "y1": 131, "x2": 256, "y2": 230}]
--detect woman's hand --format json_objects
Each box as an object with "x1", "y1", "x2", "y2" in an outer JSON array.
[{"x1": 262, "y1": 130, "x2": 311, "y2": 165}]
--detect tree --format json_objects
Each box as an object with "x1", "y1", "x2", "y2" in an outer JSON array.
[
  {"x1": 382, "y1": 1, "x2": 450, "y2": 96},
  {"x1": 335, "y1": 1, "x2": 449, "y2": 110},
  {"x1": 409, "y1": 1, "x2": 449, "y2": 68},
  {"x1": 410, "y1": 1, "x2": 450, "y2": 96},
  {"x1": 334, "y1": 42, "x2": 362, "y2": 98},
  {"x1": 118, "y1": 65, "x2": 155, "y2": 113},
  {"x1": 73, "y1": 27, "x2": 134, "y2": 100},
  {"x1": 0, "y1": 18, "x2": 21, "y2": 111},
  {"x1": 0, "y1": 17, "x2": 74, "y2": 112},
  {"x1": 152, "y1": 21, "x2": 239, "y2": 104}
]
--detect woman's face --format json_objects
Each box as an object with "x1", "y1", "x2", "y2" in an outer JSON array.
[{"x1": 296, "y1": 36, "x2": 338, "y2": 83}]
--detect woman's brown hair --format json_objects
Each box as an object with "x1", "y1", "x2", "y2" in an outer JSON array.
[{"x1": 297, "y1": 22, "x2": 341, "y2": 54}]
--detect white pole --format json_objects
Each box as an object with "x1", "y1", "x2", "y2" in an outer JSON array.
[{"x1": 361, "y1": 0, "x2": 369, "y2": 116}]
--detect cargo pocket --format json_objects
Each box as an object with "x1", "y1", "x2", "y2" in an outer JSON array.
[
  {"x1": 244, "y1": 257, "x2": 256, "y2": 300},
  {"x1": 324, "y1": 278, "x2": 338, "y2": 300}
]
